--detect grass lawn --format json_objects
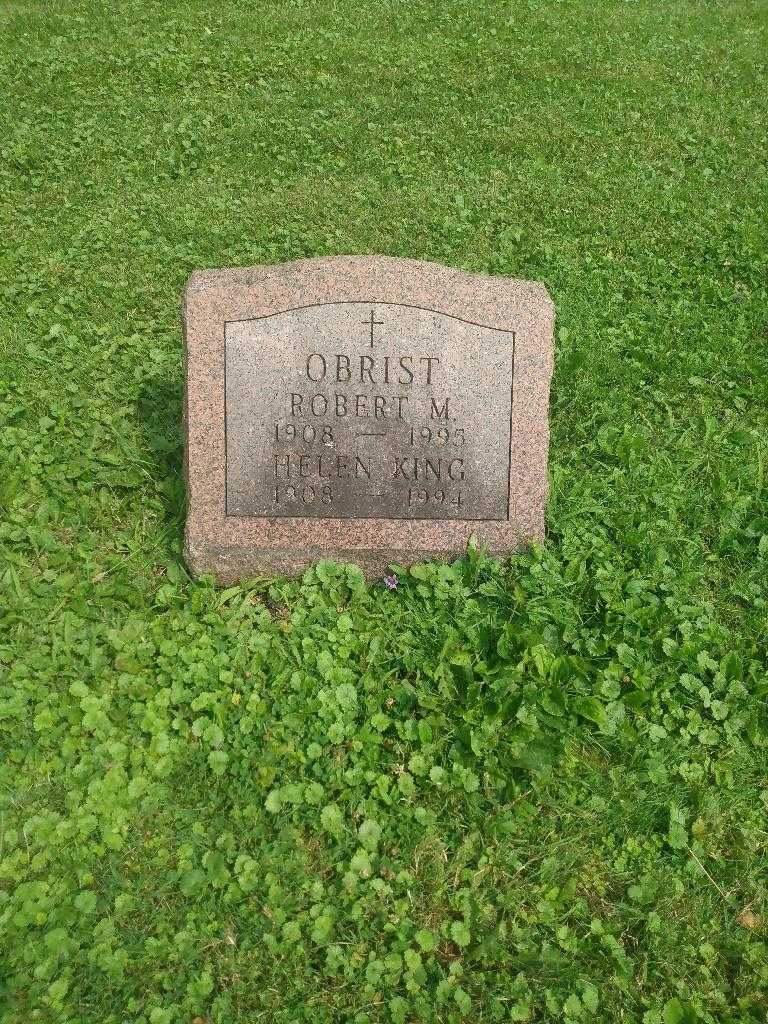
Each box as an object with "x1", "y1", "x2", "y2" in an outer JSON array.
[{"x1": 2, "y1": 0, "x2": 768, "y2": 1021}]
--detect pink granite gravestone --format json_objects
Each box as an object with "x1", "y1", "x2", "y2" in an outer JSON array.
[{"x1": 183, "y1": 255, "x2": 554, "y2": 581}]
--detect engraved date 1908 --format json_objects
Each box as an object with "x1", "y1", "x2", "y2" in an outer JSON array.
[
  {"x1": 273, "y1": 484, "x2": 333, "y2": 506},
  {"x1": 274, "y1": 423, "x2": 334, "y2": 444}
]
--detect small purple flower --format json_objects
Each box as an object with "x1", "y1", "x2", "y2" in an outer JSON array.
[{"x1": 382, "y1": 573, "x2": 399, "y2": 590}]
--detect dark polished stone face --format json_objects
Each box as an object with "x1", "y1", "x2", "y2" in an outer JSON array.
[{"x1": 224, "y1": 302, "x2": 516, "y2": 521}]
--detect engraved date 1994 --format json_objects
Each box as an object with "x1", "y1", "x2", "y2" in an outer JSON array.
[{"x1": 407, "y1": 488, "x2": 463, "y2": 510}]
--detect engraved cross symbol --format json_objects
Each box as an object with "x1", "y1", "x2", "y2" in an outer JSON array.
[{"x1": 363, "y1": 309, "x2": 383, "y2": 348}]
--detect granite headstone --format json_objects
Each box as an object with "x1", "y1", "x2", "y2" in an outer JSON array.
[{"x1": 183, "y1": 255, "x2": 554, "y2": 580}]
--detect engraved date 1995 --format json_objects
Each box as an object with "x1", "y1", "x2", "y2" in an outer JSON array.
[{"x1": 408, "y1": 425, "x2": 465, "y2": 446}]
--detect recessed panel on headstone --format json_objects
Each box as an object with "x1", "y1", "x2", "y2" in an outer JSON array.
[
  {"x1": 224, "y1": 303, "x2": 514, "y2": 521},
  {"x1": 183, "y1": 256, "x2": 554, "y2": 581}
]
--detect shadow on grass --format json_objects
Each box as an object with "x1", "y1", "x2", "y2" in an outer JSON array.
[{"x1": 136, "y1": 370, "x2": 186, "y2": 531}]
